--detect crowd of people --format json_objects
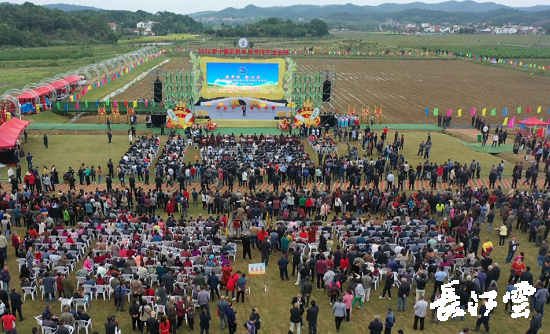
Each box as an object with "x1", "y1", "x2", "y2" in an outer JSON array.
[{"x1": 1, "y1": 120, "x2": 550, "y2": 334}]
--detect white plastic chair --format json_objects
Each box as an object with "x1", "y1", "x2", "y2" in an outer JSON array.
[
  {"x1": 42, "y1": 326, "x2": 58, "y2": 334},
  {"x1": 60, "y1": 297, "x2": 74, "y2": 312},
  {"x1": 83, "y1": 285, "x2": 95, "y2": 300},
  {"x1": 142, "y1": 295, "x2": 156, "y2": 306},
  {"x1": 155, "y1": 304, "x2": 165, "y2": 315},
  {"x1": 73, "y1": 298, "x2": 87, "y2": 312},
  {"x1": 23, "y1": 286, "x2": 36, "y2": 301},
  {"x1": 95, "y1": 285, "x2": 107, "y2": 300},
  {"x1": 63, "y1": 325, "x2": 74, "y2": 334},
  {"x1": 75, "y1": 319, "x2": 93, "y2": 334}
]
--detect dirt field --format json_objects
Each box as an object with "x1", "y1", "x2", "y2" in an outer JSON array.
[
  {"x1": 109, "y1": 56, "x2": 191, "y2": 102},
  {"x1": 108, "y1": 56, "x2": 550, "y2": 124}
]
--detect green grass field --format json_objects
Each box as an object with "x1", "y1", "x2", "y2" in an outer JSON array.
[
  {"x1": 0, "y1": 45, "x2": 141, "y2": 96},
  {"x1": 2, "y1": 129, "x2": 545, "y2": 334}
]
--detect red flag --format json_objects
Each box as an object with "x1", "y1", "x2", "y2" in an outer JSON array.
[
  {"x1": 527, "y1": 106, "x2": 531, "y2": 113},
  {"x1": 124, "y1": 100, "x2": 128, "y2": 108}
]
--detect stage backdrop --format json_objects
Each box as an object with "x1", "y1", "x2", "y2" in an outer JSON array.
[{"x1": 200, "y1": 57, "x2": 285, "y2": 100}]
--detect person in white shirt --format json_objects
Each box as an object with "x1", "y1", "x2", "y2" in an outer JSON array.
[
  {"x1": 413, "y1": 295, "x2": 429, "y2": 330},
  {"x1": 386, "y1": 173, "x2": 395, "y2": 191},
  {"x1": 492, "y1": 134, "x2": 499, "y2": 147}
]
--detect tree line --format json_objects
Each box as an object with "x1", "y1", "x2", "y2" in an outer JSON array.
[
  {"x1": 205, "y1": 18, "x2": 329, "y2": 38},
  {"x1": 0, "y1": 2, "x2": 203, "y2": 47}
]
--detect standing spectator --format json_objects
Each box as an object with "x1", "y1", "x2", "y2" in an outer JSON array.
[
  {"x1": 290, "y1": 303, "x2": 303, "y2": 334},
  {"x1": 217, "y1": 296, "x2": 228, "y2": 330},
  {"x1": 306, "y1": 300, "x2": 319, "y2": 334},
  {"x1": 332, "y1": 297, "x2": 346, "y2": 332},
  {"x1": 397, "y1": 278, "x2": 410, "y2": 312},
  {"x1": 199, "y1": 308, "x2": 211, "y2": 334},
  {"x1": 146, "y1": 311, "x2": 160, "y2": 334},
  {"x1": 278, "y1": 255, "x2": 290, "y2": 281},
  {"x1": 225, "y1": 302, "x2": 237, "y2": 334},
  {"x1": 385, "y1": 307, "x2": 396, "y2": 334},
  {"x1": 413, "y1": 295, "x2": 428, "y2": 330},
  {"x1": 474, "y1": 299, "x2": 491, "y2": 332},
  {"x1": 526, "y1": 308, "x2": 542, "y2": 334},
  {"x1": 236, "y1": 273, "x2": 247, "y2": 303},
  {"x1": 379, "y1": 269, "x2": 395, "y2": 300},
  {"x1": 1, "y1": 310, "x2": 17, "y2": 334},
  {"x1": 9, "y1": 288, "x2": 24, "y2": 321},
  {"x1": 368, "y1": 314, "x2": 384, "y2": 334}
]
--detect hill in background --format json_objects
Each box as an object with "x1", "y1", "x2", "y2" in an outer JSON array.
[{"x1": 43, "y1": 3, "x2": 102, "y2": 11}]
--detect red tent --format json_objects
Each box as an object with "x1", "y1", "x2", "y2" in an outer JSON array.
[
  {"x1": 515, "y1": 117, "x2": 548, "y2": 126},
  {"x1": 17, "y1": 75, "x2": 83, "y2": 101},
  {"x1": 0, "y1": 118, "x2": 30, "y2": 149}
]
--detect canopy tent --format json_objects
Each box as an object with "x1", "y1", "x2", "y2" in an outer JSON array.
[
  {"x1": 17, "y1": 75, "x2": 83, "y2": 101},
  {"x1": 515, "y1": 117, "x2": 548, "y2": 126},
  {"x1": 0, "y1": 118, "x2": 30, "y2": 149}
]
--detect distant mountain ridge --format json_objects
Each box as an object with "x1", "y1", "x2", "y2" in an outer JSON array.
[
  {"x1": 43, "y1": 3, "x2": 102, "y2": 11},
  {"x1": 189, "y1": 1, "x2": 550, "y2": 19}
]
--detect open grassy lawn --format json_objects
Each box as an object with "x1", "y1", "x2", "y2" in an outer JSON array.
[
  {"x1": 0, "y1": 45, "x2": 141, "y2": 95},
  {"x1": 4, "y1": 129, "x2": 541, "y2": 334},
  {"x1": 22, "y1": 111, "x2": 71, "y2": 124},
  {"x1": 20, "y1": 135, "x2": 130, "y2": 174}
]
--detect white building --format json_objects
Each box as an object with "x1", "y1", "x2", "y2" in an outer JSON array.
[
  {"x1": 494, "y1": 26, "x2": 518, "y2": 34},
  {"x1": 136, "y1": 21, "x2": 156, "y2": 30},
  {"x1": 421, "y1": 23, "x2": 431, "y2": 28}
]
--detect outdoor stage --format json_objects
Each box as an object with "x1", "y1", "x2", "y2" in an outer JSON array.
[{"x1": 198, "y1": 105, "x2": 293, "y2": 121}]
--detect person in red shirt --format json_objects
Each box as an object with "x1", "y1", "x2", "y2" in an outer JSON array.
[
  {"x1": 257, "y1": 228, "x2": 268, "y2": 243},
  {"x1": 1, "y1": 310, "x2": 17, "y2": 334},
  {"x1": 340, "y1": 254, "x2": 349, "y2": 271},
  {"x1": 307, "y1": 227, "x2": 317, "y2": 244}
]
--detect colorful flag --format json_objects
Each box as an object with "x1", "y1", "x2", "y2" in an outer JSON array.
[
  {"x1": 95, "y1": 101, "x2": 99, "y2": 108},
  {"x1": 503, "y1": 117, "x2": 508, "y2": 126},
  {"x1": 105, "y1": 99, "x2": 109, "y2": 107},
  {"x1": 133, "y1": 100, "x2": 138, "y2": 108},
  {"x1": 527, "y1": 106, "x2": 531, "y2": 113},
  {"x1": 482, "y1": 108, "x2": 486, "y2": 116},
  {"x1": 425, "y1": 108, "x2": 429, "y2": 116},
  {"x1": 521, "y1": 122, "x2": 525, "y2": 130},
  {"x1": 75, "y1": 102, "x2": 79, "y2": 110},
  {"x1": 458, "y1": 109, "x2": 462, "y2": 117},
  {"x1": 534, "y1": 124, "x2": 537, "y2": 133},
  {"x1": 508, "y1": 117, "x2": 515, "y2": 128},
  {"x1": 64, "y1": 104, "x2": 68, "y2": 111},
  {"x1": 56, "y1": 102, "x2": 61, "y2": 109},
  {"x1": 503, "y1": 108, "x2": 507, "y2": 116},
  {"x1": 85, "y1": 101, "x2": 88, "y2": 108},
  {"x1": 447, "y1": 109, "x2": 452, "y2": 117},
  {"x1": 490, "y1": 109, "x2": 496, "y2": 116},
  {"x1": 471, "y1": 108, "x2": 476, "y2": 116},
  {"x1": 433, "y1": 108, "x2": 438, "y2": 116},
  {"x1": 537, "y1": 106, "x2": 542, "y2": 113},
  {"x1": 517, "y1": 107, "x2": 521, "y2": 113}
]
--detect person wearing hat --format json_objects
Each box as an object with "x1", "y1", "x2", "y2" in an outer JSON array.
[
  {"x1": 104, "y1": 315, "x2": 117, "y2": 334},
  {"x1": 385, "y1": 306, "x2": 396, "y2": 334}
]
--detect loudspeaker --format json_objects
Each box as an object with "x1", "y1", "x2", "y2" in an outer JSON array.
[
  {"x1": 322, "y1": 80, "x2": 332, "y2": 102},
  {"x1": 153, "y1": 77, "x2": 163, "y2": 103},
  {"x1": 151, "y1": 114, "x2": 166, "y2": 127},
  {"x1": 321, "y1": 114, "x2": 335, "y2": 127}
]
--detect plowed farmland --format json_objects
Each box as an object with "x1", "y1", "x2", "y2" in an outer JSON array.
[
  {"x1": 112, "y1": 56, "x2": 550, "y2": 124},
  {"x1": 110, "y1": 56, "x2": 190, "y2": 102},
  {"x1": 297, "y1": 58, "x2": 550, "y2": 124}
]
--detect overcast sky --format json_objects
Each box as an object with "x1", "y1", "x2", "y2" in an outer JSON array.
[{"x1": 11, "y1": 0, "x2": 547, "y2": 15}]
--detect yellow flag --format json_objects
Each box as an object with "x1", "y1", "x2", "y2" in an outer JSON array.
[
  {"x1": 133, "y1": 100, "x2": 138, "y2": 108},
  {"x1": 537, "y1": 106, "x2": 542, "y2": 113},
  {"x1": 503, "y1": 117, "x2": 508, "y2": 126},
  {"x1": 482, "y1": 108, "x2": 487, "y2": 116},
  {"x1": 458, "y1": 109, "x2": 462, "y2": 117}
]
